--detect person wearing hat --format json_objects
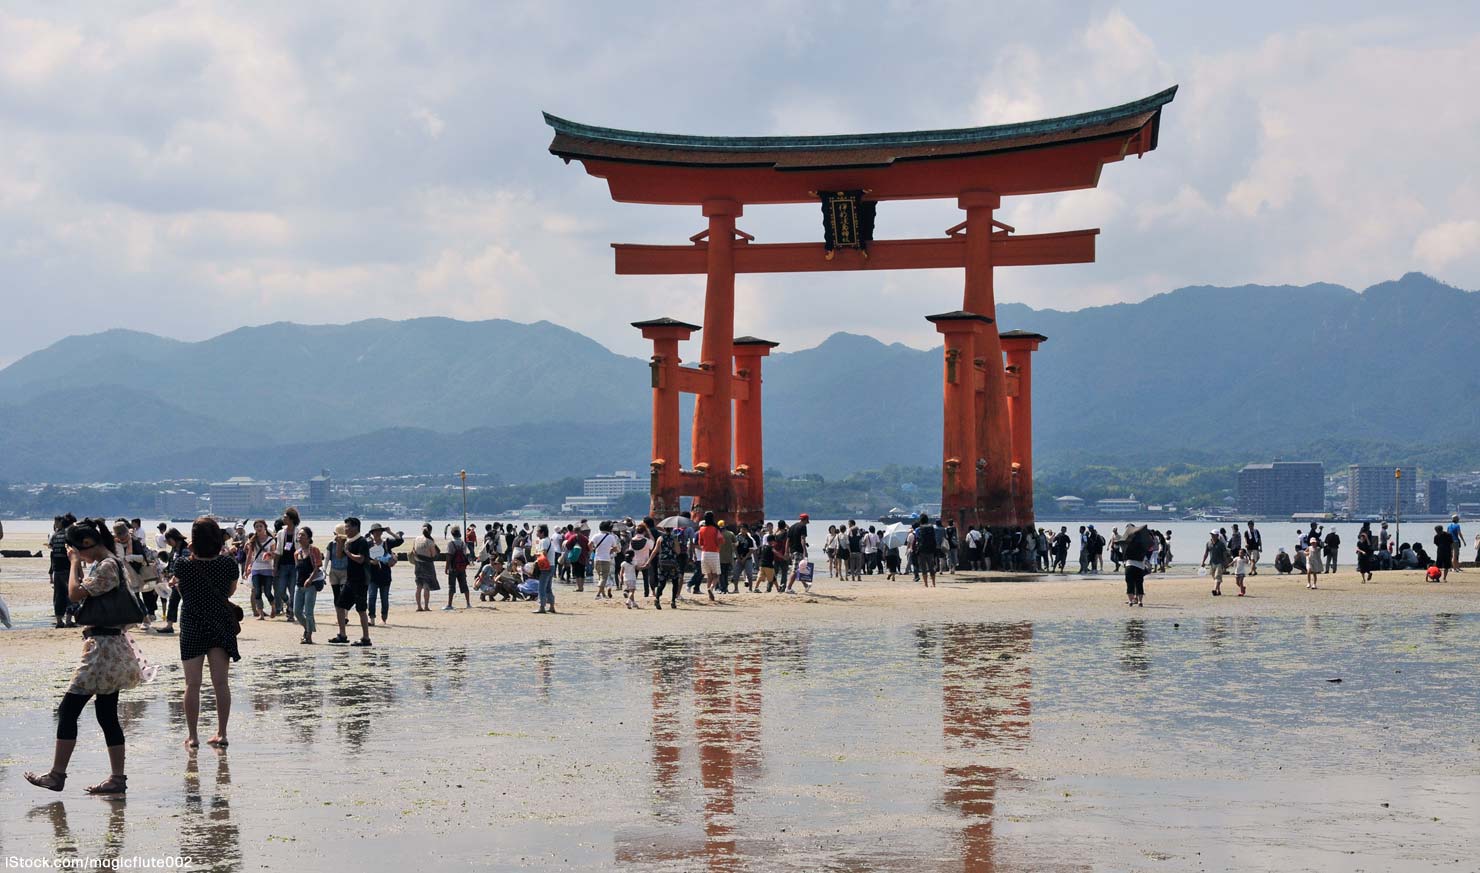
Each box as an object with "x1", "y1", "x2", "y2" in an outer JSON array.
[
  {"x1": 326, "y1": 524, "x2": 349, "y2": 600},
  {"x1": 1201, "y1": 529, "x2": 1230, "y2": 596},
  {"x1": 365, "y1": 524, "x2": 404, "y2": 625}
]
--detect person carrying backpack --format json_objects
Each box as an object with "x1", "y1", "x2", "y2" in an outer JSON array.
[{"x1": 915, "y1": 514, "x2": 941, "y2": 587}]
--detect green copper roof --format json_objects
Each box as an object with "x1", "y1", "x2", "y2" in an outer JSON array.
[{"x1": 544, "y1": 87, "x2": 1175, "y2": 153}]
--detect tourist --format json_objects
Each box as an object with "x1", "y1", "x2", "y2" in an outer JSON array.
[
  {"x1": 846, "y1": 521, "x2": 864, "y2": 581},
  {"x1": 331, "y1": 517, "x2": 373, "y2": 647},
  {"x1": 1077, "y1": 526, "x2": 1090, "y2": 573},
  {"x1": 1245, "y1": 521, "x2": 1262, "y2": 574},
  {"x1": 413, "y1": 523, "x2": 442, "y2": 612},
  {"x1": 1274, "y1": 548, "x2": 1293, "y2": 574},
  {"x1": 964, "y1": 525, "x2": 984, "y2": 571},
  {"x1": 944, "y1": 520, "x2": 959, "y2": 572},
  {"x1": 590, "y1": 521, "x2": 620, "y2": 599},
  {"x1": 1121, "y1": 522, "x2": 1152, "y2": 607},
  {"x1": 48, "y1": 514, "x2": 77, "y2": 628},
  {"x1": 294, "y1": 527, "x2": 324, "y2": 644},
  {"x1": 831, "y1": 525, "x2": 848, "y2": 580},
  {"x1": 916, "y1": 514, "x2": 941, "y2": 587},
  {"x1": 326, "y1": 524, "x2": 348, "y2": 602},
  {"x1": 274, "y1": 508, "x2": 299, "y2": 622},
  {"x1": 243, "y1": 520, "x2": 276, "y2": 619},
  {"x1": 174, "y1": 517, "x2": 241, "y2": 746},
  {"x1": 787, "y1": 515, "x2": 810, "y2": 586},
  {"x1": 1232, "y1": 548, "x2": 1250, "y2": 596},
  {"x1": 757, "y1": 533, "x2": 779, "y2": 593},
  {"x1": 863, "y1": 525, "x2": 881, "y2": 574},
  {"x1": 365, "y1": 524, "x2": 403, "y2": 625},
  {"x1": 773, "y1": 520, "x2": 792, "y2": 591},
  {"x1": 1433, "y1": 525, "x2": 1455, "y2": 582},
  {"x1": 651, "y1": 523, "x2": 682, "y2": 609},
  {"x1": 1322, "y1": 528, "x2": 1340, "y2": 573},
  {"x1": 1052, "y1": 527, "x2": 1070, "y2": 572},
  {"x1": 631, "y1": 518, "x2": 657, "y2": 597},
  {"x1": 25, "y1": 518, "x2": 157, "y2": 795},
  {"x1": 534, "y1": 524, "x2": 558, "y2": 614},
  {"x1": 695, "y1": 511, "x2": 722, "y2": 601},
  {"x1": 1201, "y1": 530, "x2": 1229, "y2": 596},
  {"x1": 1304, "y1": 537, "x2": 1322, "y2": 589},
  {"x1": 444, "y1": 525, "x2": 471, "y2": 610},
  {"x1": 616, "y1": 547, "x2": 638, "y2": 608},
  {"x1": 1109, "y1": 527, "x2": 1123, "y2": 572},
  {"x1": 1356, "y1": 523, "x2": 1376, "y2": 582},
  {"x1": 734, "y1": 523, "x2": 756, "y2": 590},
  {"x1": 1378, "y1": 522, "x2": 1391, "y2": 553},
  {"x1": 565, "y1": 524, "x2": 589, "y2": 593},
  {"x1": 155, "y1": 527, "x2": 187, "y2": 634},
  {"x1": 710, "y1": 521, "x2": 732, "y2": 592},
  {"x1": 1447, "y1": 515, "x2": 1466, "y2": 573}
]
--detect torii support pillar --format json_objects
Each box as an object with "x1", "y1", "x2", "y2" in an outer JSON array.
[
  {"x1": 959, "y1": 190, "x2": 1016, "y2": 528},
  {"x1": 1000, "y1": 330, "x2": 1047, "y2": 526},
  {"x1": 634, "y1": 317, "x2": 700, "y2": 519},
  {"x1": 733, "y1": 336, "x2": 779, "y2": 527},
  {"x1": 691, "y1": 198, "x2": 742, "y2": 522},
  {"x1": 929, "y1": 311, "x2": 993, "y2": 532}
]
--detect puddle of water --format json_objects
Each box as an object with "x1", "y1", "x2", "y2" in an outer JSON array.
[{"x1": 0, "y1": 615, "x2": 1476, "y2": 871}]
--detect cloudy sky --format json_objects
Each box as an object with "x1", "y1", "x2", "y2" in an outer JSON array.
[{"x1": 2, "y1": 1, "x2": 1477, "y2": 366}]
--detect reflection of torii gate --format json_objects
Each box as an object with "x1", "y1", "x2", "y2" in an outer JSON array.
[{"x1": 546, "y1": 87, "x2": 1175, "y2": 528}]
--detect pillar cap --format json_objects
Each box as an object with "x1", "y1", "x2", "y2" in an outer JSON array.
[
  {"x1": 925, "y1": 310, "x2": 994, "y2": 325},
  {"x1": 632, "y1": 317, "x2": 701, "y2": 331},
  {"x1": 733, "y1": 336, "x2": 780, "y2": 348},
  {"x1": 999, "y1": 329, "x2": 1048, "y2": 341}
]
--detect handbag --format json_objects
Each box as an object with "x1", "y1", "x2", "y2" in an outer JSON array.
[{"x1": 76, "y1": 559, "x2": 148, "y2": 627}]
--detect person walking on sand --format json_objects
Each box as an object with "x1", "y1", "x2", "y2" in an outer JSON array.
[
  {"x1": 1231, "y1": 548, "x2": 1250, "y2": 596},
  {"x1": 1245, "y1": 521, "x2": 1262, "y2": 575},
  {"x1": 412, "y1": 523, "x2": 441, "y2": 612},
  {"x1": 243, "y1": 520, "x2": 276, "y2": 620},
  {"x1": 1121, "y1": 523, "x2": 1153, "y2": 607},
  {"x1": 1433, "y1": 525, "x2": 1456, "y2": 582},
  {"x1": 443, "y1": 525, "x2": 470, "y2": 610},
  {"x1": 696, "y1": 512, "x2": 723, "y2": 602},
  {"x1": 293, "y1": 527, "x2": 324, "y2": 644},
  {"x1": 173, "y1": 517, "x2": 241, "y2": 746},
  {"x1": 915, "y1": 514, "x2": 941, "y2": 587},
  {"x1": 1304, "y1": 537, "x2": 1322, "y2": 589},
  {"x1": 1446, "y1": 515, "x2": 1466, "y2": 573},
  {"x1": 1201, "y1": 530, "x2": 1229, "y2": 596},
  {"x1": 330, "y1": 517, "x2": 373, "y2": 646},
  {"x1": 25, "y1": 518, "x2": 157, "y2": 795}
]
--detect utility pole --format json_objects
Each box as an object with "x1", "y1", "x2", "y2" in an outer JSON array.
[
  {"x1": 1394, "y1": 467, "x2": 1402, "y2": 546},
  {"x1": 460, "y1": 470, "x2": 468, "y2": 534}
]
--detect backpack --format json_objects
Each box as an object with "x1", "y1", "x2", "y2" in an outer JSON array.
[
  {"x1": 916, "y1": 525, "x2": 938, "y2": 554},
  {"x1": 565, "y1": 541, "x2": 583, "y2": 563},
  {"x1": 656, "y1": 532, "x2": 679, "y2": 569},
  {"x1": 450, "y1": 539, "x2": 469, "y2": 571}
]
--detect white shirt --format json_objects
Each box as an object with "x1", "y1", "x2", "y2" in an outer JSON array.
[
  {"x1": 862, "y1": 532, "x2": 880, "y2": 553},
  {"x1": 591, "y1": 532, "x2": 619, "y2": 562}
]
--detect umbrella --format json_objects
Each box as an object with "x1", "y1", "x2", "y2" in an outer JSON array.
[
  {"x1": 658, "y1": 515, "x2": 695, "y2": 530},
  {"x1": 882, "y1": 522, "x2": 912, "y2": 550}
]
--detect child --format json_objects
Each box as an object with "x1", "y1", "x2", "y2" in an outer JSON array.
[
  {"x1": 619, "y1": 551, "x2": 639, "y2": 608},
  {"x1": 1304, "y1": 537, "x2": 1322, "y2": 589},
  {"x1": 1232, "y1": 548, "x2": 1250, "y2": 597}
]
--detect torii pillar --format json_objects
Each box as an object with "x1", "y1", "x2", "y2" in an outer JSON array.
[
  {"x1": 929, "y1": 311, "x2": 993, "y2": 531},
  {"x1": 1000, "y1": 330, "x2": 1047, "y2": 526},
  {"x1": 690, "y1": 198, "x2": 742, "y2": 521},
  {"x1": 633, "y1": 317, "x2": 700, "y2": 519},
  {"x1": 959, "y1": 190, "x2": 1016, "y2": 528},
  {"x1": 733, "y1": 336, "x2": 779, "y2": 526}
]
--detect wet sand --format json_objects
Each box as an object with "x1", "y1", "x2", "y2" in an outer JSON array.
[{"x1": 1, "y1": 559, "x2": 1477, "y2": 871}]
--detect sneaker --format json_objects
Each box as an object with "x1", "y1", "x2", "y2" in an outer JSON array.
[{"x1": 442, "y1": 605, "x2": 455, "y2": 611}]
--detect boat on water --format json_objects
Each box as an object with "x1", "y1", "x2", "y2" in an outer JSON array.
[{"x1": 878, "y1": 508, "x2": 917, "y2": 523}]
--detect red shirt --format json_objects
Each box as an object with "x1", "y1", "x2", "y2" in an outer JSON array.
[{"x1": 697, "y1": 525, "x2": 723, "y2": 552}]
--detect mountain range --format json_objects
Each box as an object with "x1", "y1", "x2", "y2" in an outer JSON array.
[{"x1": 2, "y1": 272, "x2": 1476, "y2": 482}]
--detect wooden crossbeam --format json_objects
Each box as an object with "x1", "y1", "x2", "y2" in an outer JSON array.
[{"x1": 613, "y1": 230, "x2": 1097, "y2": 275}]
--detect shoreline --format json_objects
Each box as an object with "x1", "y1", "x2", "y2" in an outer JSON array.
[{"x1": 2, "y1": 556, "x2": 1474, "y2": 666}]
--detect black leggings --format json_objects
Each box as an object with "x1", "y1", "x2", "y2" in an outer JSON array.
[
  {"x1": 1125, "y1": 566, "x2": 1147, "y2": 599},
  {"x1": 51, "y1": 567, "x2": 71, "y2": 618},
  {"x1": 57, "y1": 691, "x2": 124, "y2": 747}
]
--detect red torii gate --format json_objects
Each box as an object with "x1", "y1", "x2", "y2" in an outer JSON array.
[{"x1": 546, "y1": 87, "x2": 1175, "y2": 529}]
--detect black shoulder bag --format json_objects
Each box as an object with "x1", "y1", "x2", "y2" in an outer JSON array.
[{"x1": 76, "y1": 558, "x2": 148, "y2": 627}]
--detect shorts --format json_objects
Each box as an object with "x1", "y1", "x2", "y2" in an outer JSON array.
[
  {"x1": 759, "y1": 567, "x2": 776, "y2": 583},
  {"x1": 701, "y1": 552, "x2": 721, "y2": 576},
  {"x1": 1209, "y1": 564, "x2": 1224, "y2": 582},
  {"x1": 446, "y1": 569, "x2": 468, "y2": 594},
  {"x1": 595, "y1": 559, "x2": 614, "y2": 582},
  {"x1": 917, "y1": 552, "x2": 940, "y2": 574},
  {"x1": 328, "y1": 567, "x2": 347, "y2": 588},
  {"x1": 335, "y1": 579, "x2": 369, "y2": 613}
]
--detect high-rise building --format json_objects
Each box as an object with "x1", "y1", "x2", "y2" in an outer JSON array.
[
  {"x1": 308, "y1": 471, "x2": 332, "y2": 507},
  {"x1": 582, "y1": 471, "x2": 648, "y2": 499},
  {"x1": 1237, "y1": 462, "x2": 1324, "y2": 516},
  {"x1": 1427, "y1": 477, "x2": 1449, "y2": 515},
  {"x1": 1346, "y1": 465, "x2": 1416, "y2": 516},
  {"x1": 209, "y1": 477, "x2": 267, "y2": 518}
]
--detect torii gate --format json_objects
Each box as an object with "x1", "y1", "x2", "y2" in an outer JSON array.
[{"x1": 546, "y1": 86, "x2": 1175, "y2": 529}]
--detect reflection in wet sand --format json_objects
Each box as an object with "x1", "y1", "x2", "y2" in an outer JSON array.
[
  {"x1": 182, "y1": 751, "x2": 240, "y2": 872},
  {"x1": 27, "y1": 799, "x2": 126, "y2": 866}
]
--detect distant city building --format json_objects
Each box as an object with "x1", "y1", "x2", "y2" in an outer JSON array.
[
  {"x1": 1053, "y1": 495, "x2": 1085, "y2": 514},
  {"x1": 155, "y1": 489, "x2": 201, "y2": 519},
  {"x1": 1095, "y1": 496, "x2": 1141, "y2": 516},
  {"x1": 1427, "y1": 477, "x2": 1449, "y2": 514},
  {"x1": 1238, "y1": 461, "x2": 1325, "y2": 516},
  {"x1": 209, "y1": 477, "x2": 267, "y2": 518},
  {"x1": 561, "y1": 471, "x2": 648, "y2": 516},
  {"x1": 308, "y1": 471, "x2": 332, "y2": 507},
  {"x1": 1457, "y1": 502, "x2": 1480, "y2": 519},
  {"x1": 582, "y1": 471, "x2": 647, "y2": 499},
  {"x1": 1346, "y1": 465, "x2": 1417, "y2": 516}
]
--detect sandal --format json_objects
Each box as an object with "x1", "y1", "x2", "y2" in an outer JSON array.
[
  {"x1": 206, "y1": 736, "x2": 229, "y2": 747},
  {"x1": 351, "y1": 639, "x2": 372, "y2": 647},
  {"x1": 24, "y1": 771, "x2": 66, "y2": 792},
  {"x1": 85, "y1": 774, "x2": 127, "y2": 796}
]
